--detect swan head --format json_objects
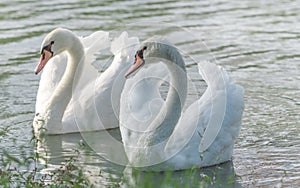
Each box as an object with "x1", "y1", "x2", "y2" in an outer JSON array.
[
  {"x1": 125, "y1": 37, "x2": 177, "y2": 78},
  {"x1": 34, "y1": 28, "x2": 75, "y2": 74},
  {"x1": 125, "y1": 46, "x2": 147, "y2": 78}
]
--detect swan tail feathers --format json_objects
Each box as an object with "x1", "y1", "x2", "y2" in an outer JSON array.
[
  {"x1": 82, "y1": 31, "x2": 111, "y2": 63},
  {"x1": 197, "y1": 61, "x2": 244, "y2": 152},
  {"x1": 111, "y1": 31, "x2": 139, "y2": 57},
  {"x1": 74, "y1": 31, "x2": 111, "y2": 91},
  {"x1": 198, "y1": 61, "x2": 229, "y2": 91}
]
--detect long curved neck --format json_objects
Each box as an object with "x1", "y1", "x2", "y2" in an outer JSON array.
[
  {"x1": 45, "y1": 37, "x2": 84, "y2": 129},
  {"x1": 139, "y1": 42, "x2": 187, "y2": 146}
]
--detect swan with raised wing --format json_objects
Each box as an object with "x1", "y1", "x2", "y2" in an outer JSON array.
[
  {"x1": 120, "y1": 37, "x2": 244, "y2": 171},
  {"x1": 33, "y1": 28, "x2": 139, "y2": 135}
]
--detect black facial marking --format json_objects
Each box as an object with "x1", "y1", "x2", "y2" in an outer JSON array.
[
  {"x1": 135, "y1": 46, "x2": 147, "y2": 59},
  {"x1": 41, "y1": 41, "x2": 54, "y2": 55}
]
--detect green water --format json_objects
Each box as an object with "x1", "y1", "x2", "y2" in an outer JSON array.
[{"x1": 0, "y1": 0, "x2": 299, "y2": 187}]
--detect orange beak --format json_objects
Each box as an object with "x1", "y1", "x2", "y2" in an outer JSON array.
[
  {"x1": 125, "y1": 54, "x2": 145, "y2": 78},
  {"x1": 35, "y1": 50, "x2": 53, "y2": 75},
  {"x1": 125, "y1": 46, "x2": 147, "y2": 78}
]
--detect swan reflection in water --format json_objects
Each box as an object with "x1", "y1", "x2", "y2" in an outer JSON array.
[{"x1": 37, "y1": 129, "x2": 242, "y2": 187}]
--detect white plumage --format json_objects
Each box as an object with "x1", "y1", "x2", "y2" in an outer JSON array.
[
  {"x1": 34, "y1": 29, "x2": 139, "y2": 134},
  {"x1": 119, "y1": 37, "x2": 244, "y2": 171}
]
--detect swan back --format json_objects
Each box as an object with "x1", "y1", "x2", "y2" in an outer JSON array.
[
  {"x1": 75, "y1": 31, "x2": 110, "y2": 91},
  {"x1": 111, "y1": 31, "x2": 139, "y2": 57},
  {"x1": 163, "y1": 61, "x2": 244, "y2": 170}
]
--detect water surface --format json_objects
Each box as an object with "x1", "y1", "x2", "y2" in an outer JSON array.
[{"x1": 0, "y1": 0, "x2": 299, "y2": 187}]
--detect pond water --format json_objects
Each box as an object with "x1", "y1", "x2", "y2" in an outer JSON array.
[{"x1": 0, "y1": 0, "x2": 299, "y2": 187}]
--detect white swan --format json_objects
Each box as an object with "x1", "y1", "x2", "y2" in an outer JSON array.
[
  {"x1": 120, "y1": 37, "x2": 244, "y2": 171},
  {"x1": 33, "y1": 28, "x2": 139, "y2": 135}
]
